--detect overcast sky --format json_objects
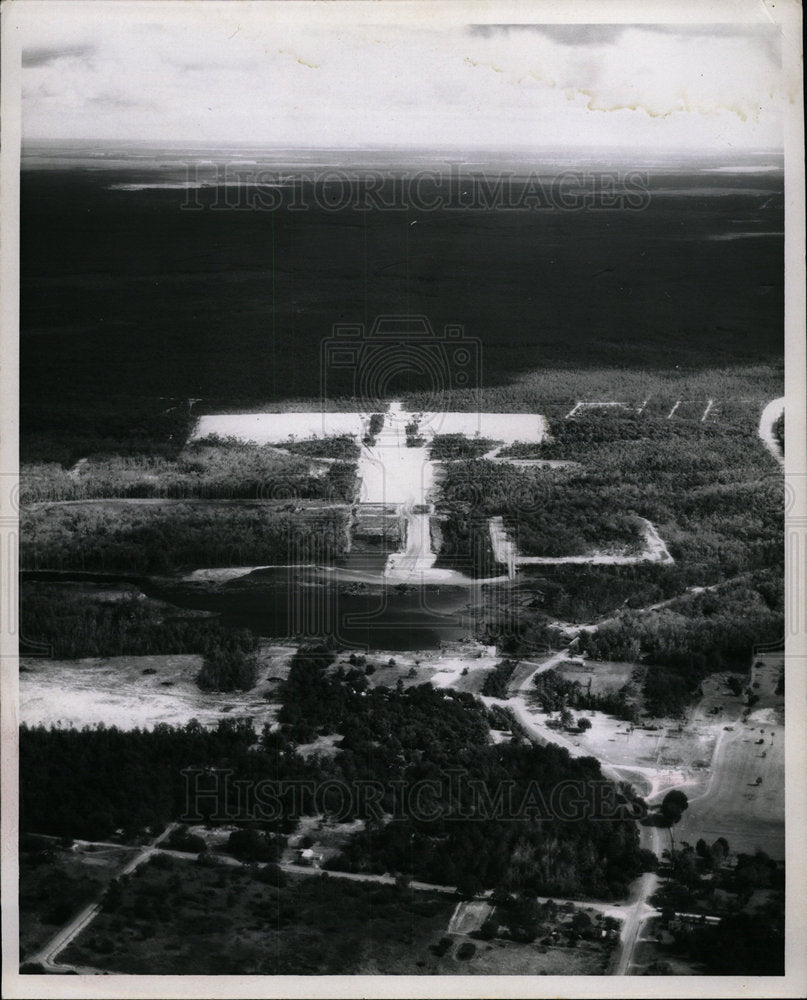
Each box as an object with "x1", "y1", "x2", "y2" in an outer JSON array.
[{"x1": 15, "y1": 5, "x2": 784, "y2": 151}]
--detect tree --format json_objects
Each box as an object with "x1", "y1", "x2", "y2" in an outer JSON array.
[
  {"x1": 660, "y1": 789, "x2": 689, "y2": 853},
  {"x1": 226, "y1": 828, "x2": 278, "y2": 862},
  {"x1": 711, "y1": 837, "x2": 730, "y2": 866},
  {"x1": 395, "y1": 873, "x2": 412, "y2": 896},
  {"x1": 197, "y1": 631, "x2": 260, "y2": 692},
  {"x1": 577, "y1": 717, "x2": 592, "y2": 732},
  {"x1": 256, "y1": 863, "x2": 287, "y2": 887},
  {"x1": 456, "y1": 873, "x2": 483, "y2": 899},
  {"x1": 661, "y1": 789, "x2": 689, "y2": 824}
]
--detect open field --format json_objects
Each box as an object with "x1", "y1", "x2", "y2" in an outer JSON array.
[
  {"x1": 670, "y1": 657, "x2": 784, "y2": 857},
  {"x1": 446, "y1": 938, "x2": 611, "y2": 975},
  {"x1": 60, "y1": 857, "x2": 455, "y2": 975},
  {"x1": 19, "y1": 642, "x2": 503, "y2": 731},
  {"x1": 674, "y1": 711, "x2": 784, "y2": 858},
  {"x1": 193, "y1": 408, "x2": 547, "y2": 448},
  {"x1": 20, "y1": 645, "x2": 295, "y2": 729}
]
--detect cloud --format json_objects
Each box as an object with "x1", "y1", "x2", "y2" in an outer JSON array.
[
  {"x1": 15, "y1": 12, "x2": 784, "y2": 151},
  {"x1": 22, "y1": 43, "x2": 95, "y2": 68}
]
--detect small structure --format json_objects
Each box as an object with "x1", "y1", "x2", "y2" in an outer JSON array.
[
  {"x1": 295, "y1": 847, "x2": 323, "y2": 867},
  {"x1": 669, "y1": 912, "x2": 721, "y2": 931}
]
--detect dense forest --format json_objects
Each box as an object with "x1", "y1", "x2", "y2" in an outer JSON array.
[
  {"x1": 21, "y1": 584, "x2": 234, "y2": 658},
  {"x1": 21, "y1": 502, "x2": 350, "y2": 573},
  {"x1": 20, "y1": 645, "x2": 654, "y2": 899},
  {"x1": 404, "y1": 365, "x2": 782, "y2": 419},
  {"x1": 20, "y1": 395, "x2": 196, "y2": 466},
  {"x1": 437, "y1": 459, "x2": 644, "y2": 558},
  {"x1": 21, "y1": 436, "x2": 357, "y2": 504}
]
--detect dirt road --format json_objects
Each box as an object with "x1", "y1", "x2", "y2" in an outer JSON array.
[{"x1": 27, "y1": 824, "x2": 178, "y2": 972}]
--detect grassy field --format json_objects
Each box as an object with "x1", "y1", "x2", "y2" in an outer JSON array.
[{"x1": 61, "y1": 859, "x2": 455, "y2": 975}]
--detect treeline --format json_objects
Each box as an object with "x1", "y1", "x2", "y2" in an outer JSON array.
[
  {"x1": 274, "y1": 435, "x2": 360, "y2": 461},
  {"x1": 21, "y1": 437, "x2": 357, "y2": 504},
  {"x1": 403, "y1": 364, "x2": 782, "y2": 420},
  {"x1": 19, "y1": 718, "x2": 263, "y2": 839},
  {"x1": 773, "y1": 412, "x2": 784, "y2": 454},
  {"x1": 521, "y1": 563, "x2": 689, "y2": 624},
  {"x1": 195, "y1": 630, "x2": 261, "y2": 692},
  {"x1": 432, "y1": 513, "x2": 498, "y2": 577},
  {"x1": 533, "y1": 669, "x2": 639, "y2": 723},
  {"x1": 20, "y1": 395, "x2": 196, "y2": 466},
  {"x1": 21, "y1": 503, "x2": 350, "y2": 573},
  {"x1": 481, "y1": 660, "x2": 518, "y2": 698},
  {"x1": 577, "y1": 574, "x2": 782, "y2": 716},
  {"x1": 21, "y1": 584, "x2": 232, "y2": 659}
]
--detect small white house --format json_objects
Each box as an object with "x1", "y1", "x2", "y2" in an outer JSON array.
[{"x1": 296, "y1": 847, "x2": 323, "y2": 867}]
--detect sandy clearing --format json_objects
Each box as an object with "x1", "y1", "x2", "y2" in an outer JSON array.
[
  {"x1": 447, "y1": 900, "x2": 493, "y2": 935},
  {"x1": 358, "y1": 445, "x2": 435, "y2": 506},
  {"x1": 427, "y1": 651, "x2": 501, "y2": 689},
  {"x1": 192, "y1": 412, "x2": 366, "y2": 443},
  {"x1": 19, "y1": 646, "x2": 295, "y2": 730},
  {"x1": 195, "y1": 405, "x2": 547, "y2": 452}
]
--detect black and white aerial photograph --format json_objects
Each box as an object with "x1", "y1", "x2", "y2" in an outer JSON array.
[{"x1": 2, "y1": 1, "x2": 805, "y2": 997}]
